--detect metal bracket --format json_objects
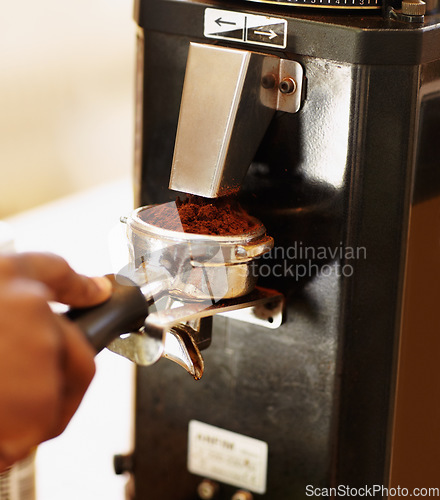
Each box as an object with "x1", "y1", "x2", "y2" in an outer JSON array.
[
  {"x1": 143, "y1": 286, "x2": 284, "y2": 338},
  {"x1": 106, "y1": 287, "x2": 284, "y2": 379},
  {"x1": 219, "y1": 295, "x2": 284, "y2": 329},
  {"x1": 261, "y1": 58, "x2": 304, "y2": 114}
]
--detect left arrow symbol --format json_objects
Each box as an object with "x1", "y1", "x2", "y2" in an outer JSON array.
[{"x1": 215, "y1": 17, "x2": 236, "y2": 26}]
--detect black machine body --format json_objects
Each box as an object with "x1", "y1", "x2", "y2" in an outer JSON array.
[{"x1": 128, "y1": 0, "x2": 440, "y2": 497}]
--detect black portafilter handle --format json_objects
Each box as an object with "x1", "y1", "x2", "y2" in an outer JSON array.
[{"x1": 65, "y1": 274, "x2": 149, "y2": 353}]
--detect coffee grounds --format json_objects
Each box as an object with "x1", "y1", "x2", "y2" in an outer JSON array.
[{"x1": 139, "y1": 196, "x2": 259, "y2": 236}]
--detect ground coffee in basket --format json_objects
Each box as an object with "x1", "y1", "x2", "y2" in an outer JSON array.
[{"x1": 139, "y1": 196, "x2": 259, "y2": 236}]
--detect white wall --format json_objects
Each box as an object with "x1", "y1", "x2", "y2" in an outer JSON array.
[{"x1": 0, "y1": 0, "x2": 136, "y2": 217}]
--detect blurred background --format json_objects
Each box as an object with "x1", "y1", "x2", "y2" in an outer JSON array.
[
  {"x1": 0, "y1": 0, "x2": 135, "y2": 217},
  {"x1": 1, "y1": 2, "x2": 138, "y2": 498}
]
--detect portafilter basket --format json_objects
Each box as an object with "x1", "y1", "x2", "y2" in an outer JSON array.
[
  {"x1": 64, "y1": 204, "x2": 278, "y2": 379},
  {"x1": 122, "y1": 205, "x2": 274, "y2": 301}
]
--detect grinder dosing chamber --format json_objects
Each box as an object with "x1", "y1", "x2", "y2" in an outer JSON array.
[{"x1": 127, "y1": 0, "x2": 440, "y2": 497}]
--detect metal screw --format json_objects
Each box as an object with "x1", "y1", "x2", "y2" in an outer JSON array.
[
  {"x1": 231, "y1": 491, "x2": 254, "y2": 500},
  {"x1": 197, "y1": 479, "x2": 219, "y2": 499},
  {"x1": 279, "y1": 77, "x2": 297, "y2": 95},
  {"x1": 261, "y1": 73, "x2": 276, "y2": 89}
]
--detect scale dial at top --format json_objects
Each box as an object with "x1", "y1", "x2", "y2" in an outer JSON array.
[{"x1": 244, "y1": 0, "x2": 380, "y2": 9}]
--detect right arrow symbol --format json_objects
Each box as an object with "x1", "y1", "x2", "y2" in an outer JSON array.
[{"x1": 254, "y1": 29, "x2": 277, "y2": 40}]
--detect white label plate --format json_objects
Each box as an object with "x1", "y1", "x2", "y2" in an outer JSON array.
[
  {"x1": 204, "y1": 8, "x2": 287, "y2": 49},
  {"x1": 187, "y1": 420, "x2": 268, "y2": 494}
]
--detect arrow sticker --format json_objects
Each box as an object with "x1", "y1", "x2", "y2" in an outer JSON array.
[
  {"x1": 215, "y1": 17, "x2": 236, "y2": 27},
  {"x1": 204, "y1": 9, "x2": 245, "y2": 41},
  {"x1": 247, "y1": 23, "x2": 286, "y2": 46},
  {"x1": 204, "y1": 9, "x2": 287, "y2": 49},
  {"x1": 254, "y1": 29, "x2": 277, "y2": 40}
]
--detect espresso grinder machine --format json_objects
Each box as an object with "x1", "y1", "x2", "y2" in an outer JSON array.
[{"x1": 113, "y1": 0, "x2": 440, "y2": 496}]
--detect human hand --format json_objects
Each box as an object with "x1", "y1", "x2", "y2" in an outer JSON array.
[{"x1": 0, "y1": 252, "x2": 112, "y2": 471}]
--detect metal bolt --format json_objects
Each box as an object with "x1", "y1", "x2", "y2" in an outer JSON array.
[
  {"x1": 231, "y1": 491, "x2": 254, "y2": 500},
  {"x1": 261, "y1": 73, "x2": 276, "y2": 89},
  {"x1": 197, "y1": 479, "x2": 219, "y2": 499},
  {"x1": 279, "y1": 77, "x2": 297, "y2": 95}
]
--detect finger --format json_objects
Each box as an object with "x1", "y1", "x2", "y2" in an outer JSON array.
[
  {"x1": 0, "y1": 443, "x2": 34, "y2": 473},
  {"x1": 5, "y1": 252, "x2": 112, "y2": 307},
  {"x1": 0, "y1": 445, "x2": 16, "y2": 472},
  {"x1": 46, "y1": 315, "x2": 96, "y2": 439}
]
